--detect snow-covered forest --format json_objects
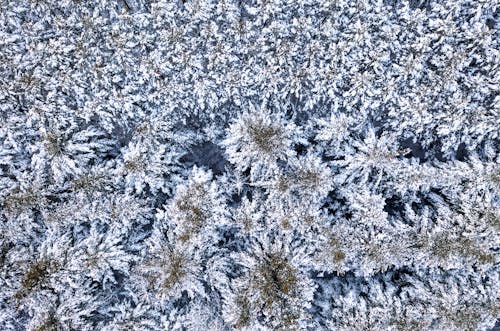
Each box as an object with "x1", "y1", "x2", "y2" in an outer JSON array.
[{"x1": 0, "y1": 0, "x2": 499, "y2": 330}]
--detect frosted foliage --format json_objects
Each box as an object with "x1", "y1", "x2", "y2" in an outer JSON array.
[{"x1": 0, "y1": 0, "x2": 498, "y2": 330}]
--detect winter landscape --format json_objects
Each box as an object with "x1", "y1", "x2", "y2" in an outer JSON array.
[{"x1": 0, "y1": 0, "x2": 499, "y2": 330}]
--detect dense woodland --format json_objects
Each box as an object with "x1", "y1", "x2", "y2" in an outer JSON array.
[{"x1": 0, "y1": 0, "x2": 499, "y2": 330}]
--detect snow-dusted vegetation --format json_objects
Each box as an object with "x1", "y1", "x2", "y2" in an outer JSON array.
[{"x1": 0, "y1": 0, "x2": 499, "y2": 330}]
